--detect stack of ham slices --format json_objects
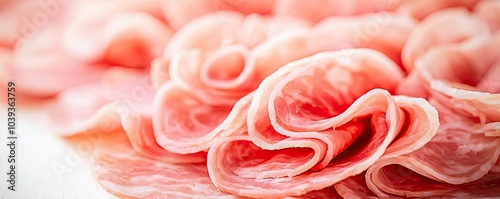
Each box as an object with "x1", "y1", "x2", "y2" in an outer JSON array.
[{"x1": 2, "y1": 0, "x2": 500, "y2": 198}]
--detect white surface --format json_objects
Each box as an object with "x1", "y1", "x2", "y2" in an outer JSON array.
[{"x1": 1, "y1": 105, "x2": 117, "y2": 199}]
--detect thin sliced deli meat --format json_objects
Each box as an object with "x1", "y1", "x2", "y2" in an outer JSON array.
[
  {"x1": 91, "y1": 133, "x2": 239, "y2": 199},
  {"x1": 273, "y1": 0, "x2": 394, "y2": 23},
  {"x1": 366, "y1": 34, "x2": 500, "y2": 197},
  {"x1": 207, "y1": 49, "x2": 438, "y2": 198},
  {"x1": 92, "y1": 130, "x2": 343, "y2": 199},
  {"x1": 7, "y1": 13, "x2": 108, "y2": 97},
  {"x1": 158, "y1": 11, "x2": 311, "y2": 98},
  {"x1": 398, "y1": 32, "x2": 500, "y2": 98},
  {"x1": 334, "y1": 173, "x2": 378, "y2": 199},
  {"x1": 62, "y1": 12, "x2": 172, "y2": 68},
  {"x1": 430, "y1": 81, "x2": 500, "y2": 124},
  {"x1": 120, "y1": 114, "x2": 207, "y2": 163},
  {"x1": 162, "y1": 0, "x2": 276, "y2": 30},
  {"x1": 474, "y1": 0, "x2": 500, "y2": 32},
  {"x1": 45, "y1": 68, "x2": 154, "y2": 136},
  {"x1": 393, "y1": 0, "x2": 479, "y2": 20},
  {"x1": 493, "y1": 156, "x2": 500, "y2": 173},
  {"x1": 153, "y1": 82, "x2": 253, "y2": 154},
  {"x1": 93, "y1": 94, "x2": 344, "y2": 198},
  {"x1": 7, "y1": 1, "x2": 500, "y2": 198},
  {"x1": 365, "y1": 98, "x2": 500, "y2": 198},
  {"x1": 310, "y1": 12, "x2": 416, "y2": 69},
  {"x1": 7, "y1": 0, "x2": 169, "y2": 97},
  {"x1": 401, "y1": 8, "x2": 490, "y2": 72},
  {"x1": 148, "y1": 12, "x2": 314, "y2": 157}
]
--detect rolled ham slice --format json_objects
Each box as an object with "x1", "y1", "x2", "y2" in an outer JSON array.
[
  {"x1": 365, "y1": 98, "x2": 500, "y2": 198},
  {"x1": 401, "y1": 8, "x2": 490, "y2": 72},
  {"x1": 153, "y1": 82, "x2": 253, "y2": 154},
  {"x1": 393, "y1": 0, "x2": 479, "y2": 20},
  {"x1": 162, "y1": 0, "x2": 276, "y2": 30},
  {"x1": 91, "y1": 130, "x2": 344, "y2": 199},
  {"x1": 206, "y1": 49, "x2": 438, "y2": 198},
  {"x1": 273, "y1": 0, "x2": 393, "y2": 23},
  {"x1": 366, "y1": 32, "x2": 500, "y2": 199},
  {"x1": 398, "y1": 32, "x2": 500, "y2": 98},
  {"x1": 474, "y1": 0, "x2": 500, "y2": 32},
  {"x1": 44, "y1": 68, "x2": 153, "y2": 136}
]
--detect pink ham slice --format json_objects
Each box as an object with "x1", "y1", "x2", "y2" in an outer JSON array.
[
  {"x1": 0, "y1": 0, "x2": 69, "y2": 48},
  {"x1": 149, "y1": 13, "x2": 313, "y2": 155},
  {"x1": 366, "y1": 33, "x2": 500, "y2": 198},
  {"x1": 398, "y1": 32, "x2": 500, "y2": 98},
  {"x1": 168, "y1": 30, "x2": 312, "y2": 105},
  {"x1": 91, "y1": 133, "x2": 236, "y2": 199},
  {"x1": 167, "y1": 47, "x2": 255, "y2": 105},
  {"x1": 44, "y1": 68, "x2": 153, "y2": 136},
  {"x1": 91, "y1": 130, "x2": 343, "y2": 198},
  {"x1": 334, "y1": 173, "x2": 378, "y2": 199},
  {"x1": 273, "y1": 0, "x2": 393, "y2": 23},
  {"x1": 430, "y1": 81, "x2": 500, "y2": 124},
  {"x1": 120, "y1": 114, "x2": 207, "y2": 163},
  {"x1": 7, "y1": 0, "x2": 169, "y2": 97},
  {"x1": 401, "y1": 8, "x2": 490, "y2": 72},
  {"x1": 310, "y1": 12, "x2": 416, "y2": 69},
  {"x1": 153, "y1": 82, "x2": 253, "y2": 154},
  {"x1": 7, "y1": 12, "x2": 108, "y2": 97},
  {"x1": 493, "y1": 157, "x2": 500, "y2": 173},
  {"x1": 474, "y1": 0, "x2": 500, "y2": 32},
  {"x1": 206, "y1": 49, "x2": 438, "y2": 197},
  {"x1": 92, "y1": 94, "x2": 343, "y2": 198},
  {"x1": 157, "y1": 11, "x2": 311, "y2": 100},
  {"x1": 393, "y1": 0, "x2": 479, "y2": 20},
  {"x1": 62, "y1": 2, "x2": 172, "y2": 68},
  {"x1": 162, "y1": 0, "x2": 276, "y2": 30},
  {"x1": 365, "y1": 98, "x2": 500, "y2": 198}
]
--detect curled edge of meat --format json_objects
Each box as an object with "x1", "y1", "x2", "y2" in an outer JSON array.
[{"x1": 205, "y1": 49, "x2": 439, "y2": 198}]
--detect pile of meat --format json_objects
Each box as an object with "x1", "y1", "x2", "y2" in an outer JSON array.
[{"x1": 2, "y1": 0, "x2": 500, "y2": 198}]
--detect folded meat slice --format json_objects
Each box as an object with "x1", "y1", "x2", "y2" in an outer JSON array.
[
  {"x1": 207, "y1": 49, "x2": 438, "y2": 198},
  {"x1": 153, "y1": 82, "x2": 253, "y2": 154},
  {"x1": 7, "y1": 0, "x2": 169, "y2": 97},
  {"x1": 393, "y1": 0, "x2": 479, "y2": 20},
  {"x1": 162, "y1": 0, "x2": 275, "y2": 30},
  {"x1": 493, "y1": 156, "x2": 500, "y2": 173},
  {"x1": 401, "y1": 8, "x2": 490, "y2": 72},
  {"x1": 398, "y1": 32, "x2": 500, "y2": 98},
  {"x1": 168, "y1": 30, "x2": 312, "y2": 105},
  {"x1": 120, "y1": 114, "x2": 207, "y2": 163},
  {"x1": 310, "y1": 12, "x2": 416, "y2": 71},
  {"x1": 61, "y1": 0, "x2": 167, "y2": 66},
  {"x1": 365, "y1": 98, "x2": 500, "y2": 198},
  {"x1": 92, "y1": 130, "x2": 343, "y2": 199},
  {"x1": 92, "y1": 133, "x2": 237, "y2": 199},
  {"x1": 474, "y1": 0, "x2": 500, "y2": 32},
  {"x1": 158, "y1": 11, "x2": 311, "y2": 99},
  {"x1": 45, "y1": 68, "x2": 153, "y2": 136},
  {"x1": 91, "y1": 88, "x2": 343, "y2": 198},
  {"x1": 163, "y1": 11, "x2": 310, "y2": 59},
  {"x1": 272, "y1": 0, "x2": 393, "y2": 23},
  {"x1": 168, "y1": 47, "x2": 253, "y2": 105},
  {"x1": 431, "y1": 81, "x2": 500, "y2": 124},
  {"x1": 369, "y1": 22, "x2": 500, "y2": 198},
  {"x1": 334, "y1": 173, "x2": 379, "y2": 199},
  {"x1": 62, "y1": 11, "x2": 172, "y2": 68},
  {"x1": 7, "y1": 13, "x2": 109, "y2": 97}
]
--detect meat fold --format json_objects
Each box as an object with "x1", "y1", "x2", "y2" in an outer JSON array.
[{"x1": 206, "y1": 49, "x2": 439, "y2": 198}]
